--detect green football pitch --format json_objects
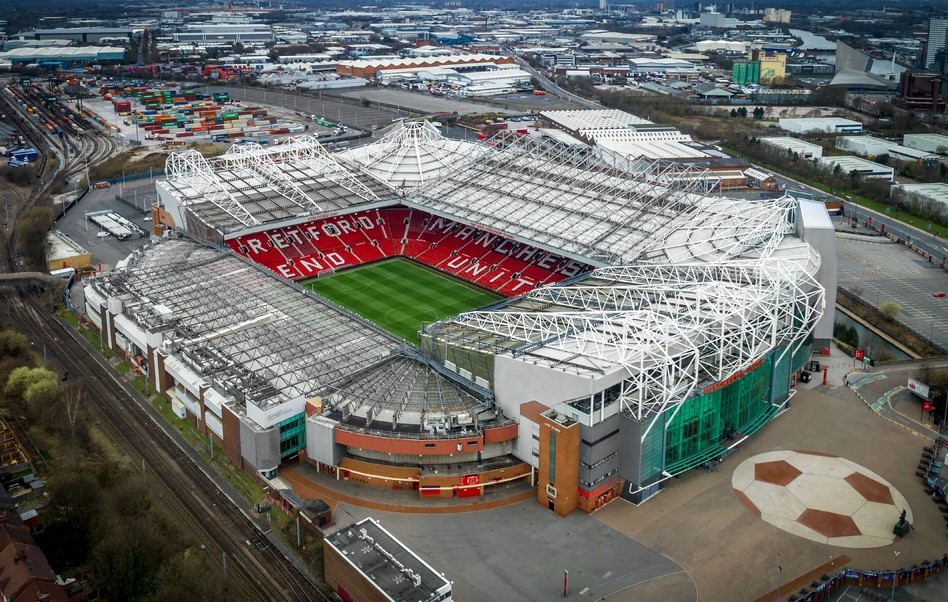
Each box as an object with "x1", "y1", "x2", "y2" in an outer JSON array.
[{"x1": 300, "y1": 258, "x2": 501, "y2": 343}]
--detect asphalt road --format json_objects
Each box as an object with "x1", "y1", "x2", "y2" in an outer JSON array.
[
  {"x1": 841, "y1": 201, "x2": 948, "y2": 269},
  {"x1": 516, "y1": 60, "x2": 600, "y2": 109}
]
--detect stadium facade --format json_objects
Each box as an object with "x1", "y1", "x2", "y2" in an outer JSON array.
[{"x1": 85, "y1": 118, "x2": 831, "y2": 514}]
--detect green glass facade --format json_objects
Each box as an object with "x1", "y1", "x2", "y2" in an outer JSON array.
[
  {"x1": 639, "y1": 339, "x2": 811, "y2": 488},
  {"x1": 278, "y1": 413, "x2": 306, "y2": 458}
]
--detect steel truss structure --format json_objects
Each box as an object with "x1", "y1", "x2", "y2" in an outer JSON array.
[
  {"x1": 94, "y1": 239, "x2": 397, "y2": 409},
  {"x1": 325, "y1": 355, "x2": 491, "y2": 431},
  {"x1": 423, "y1": 257, "x2": 824, "y2": 426},
  {"x1": 90, "y1": 239, "x2": 490, "y2": 428},
  {"x1": 163, "y1": 136, "x2": 390, "y2": 234},
  {"x1": 337, "y1": 120, "x2": 484, "y2": 187},
  {"x1": 639, "y1": 196, "x2": 800, "y2": 264},
  {"x1": 407, "y1": 133, "x2": 710, "y2": 264}
]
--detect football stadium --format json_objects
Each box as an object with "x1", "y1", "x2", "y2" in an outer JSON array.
[{"x1": 84, "y1": 117, "x2": 831, "y2": 514}]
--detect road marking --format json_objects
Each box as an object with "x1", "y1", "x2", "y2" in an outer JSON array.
[
  {"x1": 850, "y1": 374, "x2": 887, "y2": 389},
  {"x1": 873, "y1": 386, "x2": 906, "y2": 412},
  {"x1": 579, "y1": 587, "x2": 590, "y2": 595},
  {"x1": 602, "y1": 571, "x2": 612, "y2": 579}
]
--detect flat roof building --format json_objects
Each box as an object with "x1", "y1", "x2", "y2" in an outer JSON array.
[
  {"x1": 818, "y1": 155, "x2": 894, "y2": 181},
  {"x1": 835, "y1": 135, "x2": 938, "y2": 163},
  {"x1": 337, "y1": 54, "x2": 515, "y2": 79},
  {"x1": 46, "y1": 230, "x2": 91, "y2": 272},
  {"x1": 22, "y1": 27, "x2": 132, "y2": 44},
  {"x1": 903, "y1": 133, "x2": 948, "y2": 155},
  {"x1": 324, "y1": 517, "x2": 452, "y2": 602},
  {"x1": 779, "y1": 117, "x2": 863, "y2": 135},
  {"x1": 540, "y1": 109, "x2": 652, "y2": 136},
  {"x1": 172, "y1": 24, "x2": 274, "y2": 45},
  {"x1": 760, "y1": 137, "x2": 824, "y2": 160},
  {"x1": 628, "y1": 57, "x2": 701, "y2": 79},
  {"x1": 893, "y1": 182, "x2": 948, "y2": 215},
  {"x1": 0, "y1": 46, "x2": 125, "y2": 64}
]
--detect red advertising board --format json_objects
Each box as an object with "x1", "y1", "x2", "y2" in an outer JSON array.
[
  {"x1": 458, "y1": 474, "x2": 481, "y2": 499},
  {"x1": 854, "y1": 349, "x2": 865, "y2": 361},
  {"x1": 923, "y1": 401, "x2": 933, "y2": 412}
]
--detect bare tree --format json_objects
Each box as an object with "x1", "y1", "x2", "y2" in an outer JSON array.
[{"x1": 64, "y1": 385, "x2": 83, "y2": 440}]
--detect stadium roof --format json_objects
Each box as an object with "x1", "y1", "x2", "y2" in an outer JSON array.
[
  {"x1": 422, "y1": 255, "x2": 823, "y2": 423},
  {"x1": 156, "y1": 119, "x2": 826, "y2": 427},
  {"x1": 336, "y1": 120, "x2": 484, "y2": 187},
  {"x1": 325, "y1": 353, "x2": 493, "y2": 432},
  {"x1": 405, "y1": 133, "x2": 709, "y2": 265},
  {"x1": 90, "y1": 239, "x2": 400, "y2": 412},
  {"x1": 89, "y1": 238, "x2": 492, "y2": 429},
  {"x1": 162, "y1": 136, "x2": 394, "y2": 233}
]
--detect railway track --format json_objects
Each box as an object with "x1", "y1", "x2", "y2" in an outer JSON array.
[
  {"x1": 6, "y1": 294, "x2": 325, "y2": 602},
  {"x1": 64, "y1": 129, "x2": 116, "y2": 183}
]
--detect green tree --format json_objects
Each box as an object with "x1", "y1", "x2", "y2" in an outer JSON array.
[
  {"x1": 730, "y1": 108, "x2": 738, "y2": 117},
  {"x1": 48, "y1": 472, "x2": 103, "y2": 557},
  {"x1": 91, "y1": 515, "x2": 166, "y2": 601},
  {"x1": 880, "y1": 300, "x2": 901, "y2": 320},
  {"x1": 737, "y1": 107, "x2": 748, "y2": 118},
  {"x1": 753, "y1": 106, "x2": 765, "y2": 119},
  {"x1": 0, "y1": 330, "x2": 28, "y2": 356},
  {"x1": 23, "y1": 377, "x2": 61, "y2": 409},
  {"x1": 15, "y1": 207, "x2": 53, "y2": 271},
  {"x1": 4, "y1": 366, "x2": 57, "y2": 398}
]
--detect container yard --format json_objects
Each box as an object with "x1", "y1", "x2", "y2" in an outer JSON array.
[{"x1": 90, "y1": 84, "x2": 308, "y2": 144}]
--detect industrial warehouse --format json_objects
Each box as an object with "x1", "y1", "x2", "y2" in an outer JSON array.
[{"x1": 82, "y1": 112, "x2": 831, "y2": 515}]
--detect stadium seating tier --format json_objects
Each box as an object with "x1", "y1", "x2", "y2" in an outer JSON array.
[{"x1": 226, "y1": 207, "x2": 593, "y2": 296}]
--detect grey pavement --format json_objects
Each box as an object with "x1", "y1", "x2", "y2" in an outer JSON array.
[
  {"x1": 834, "y1": 229, "x2": 948, "y2": 352},
  {"x1": 53, "y1": 178, "x2": 154, "y2": 270},
  {"x1": 333, "y1": 500, "x2": 691, "y2": 602},
  {"x1": 847, "y1": 357, "x2": 948, "y2": 440},
  {"x1": 517, "y1": 61, "x2": 599, "y2": 109},
  {"x1": 321, "y1": 346, "x2": 948, "y2": 602}
]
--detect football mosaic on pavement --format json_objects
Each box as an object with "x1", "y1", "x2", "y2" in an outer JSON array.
[{"x1": 732, "y1": 450, "x2": 912, "y2": 548}]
